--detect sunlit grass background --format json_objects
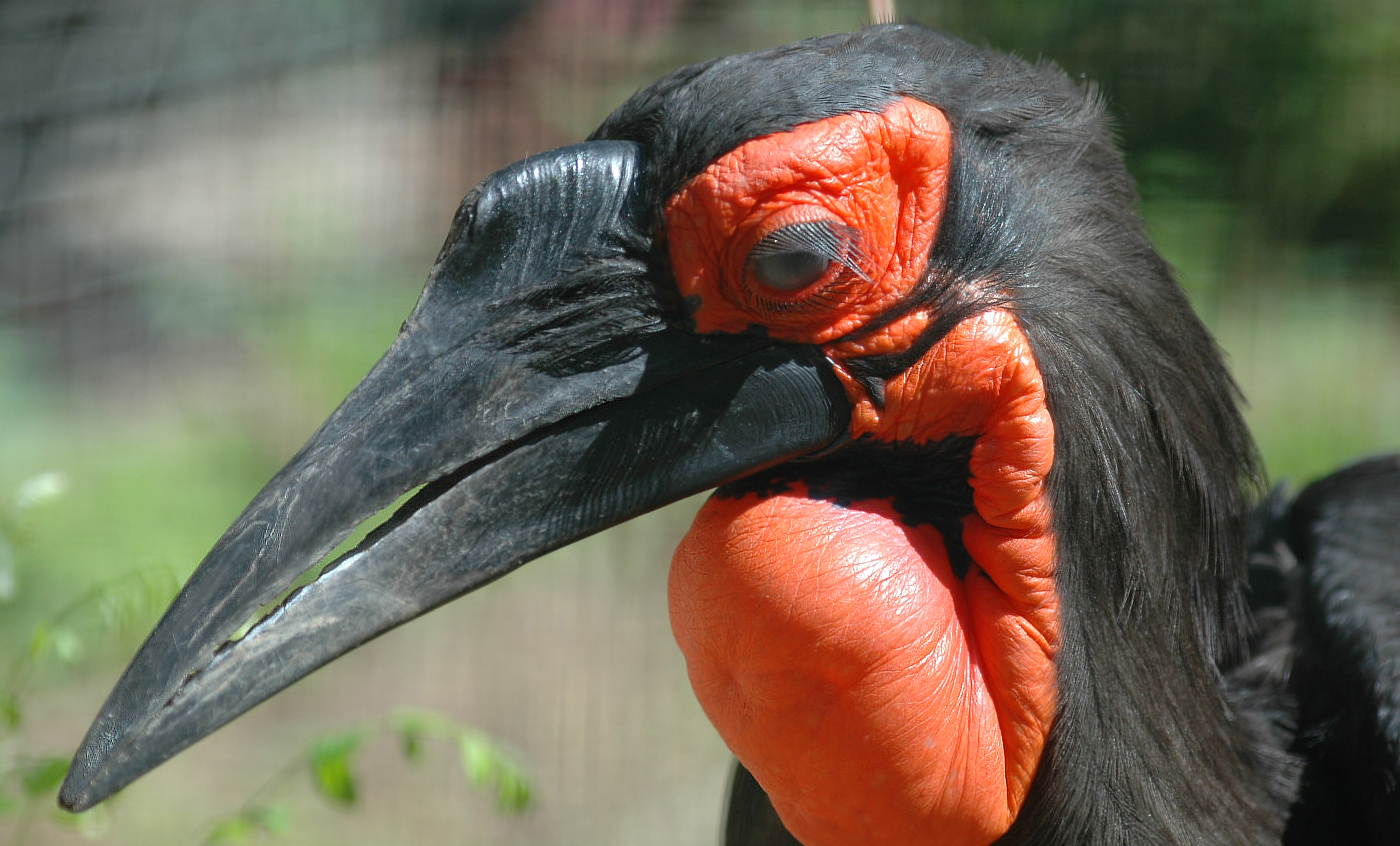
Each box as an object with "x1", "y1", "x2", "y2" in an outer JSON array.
[{"x1": 2, "y1": 0, "x2": 1397, "y2": 844}]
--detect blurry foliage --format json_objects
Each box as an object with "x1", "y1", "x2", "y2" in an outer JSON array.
[
  {"x1": 199, "y1": 710, "x2": 531, "y2": 846},
  {"x1": 0, "y1": 473, "x2": 531, "y2": 845},
  {"x1": 905, "y1": 0, "x2": 1400, "y2": 282},
  {"x1": 0, "y1": 472, "x2": 171, "y2": 842}
]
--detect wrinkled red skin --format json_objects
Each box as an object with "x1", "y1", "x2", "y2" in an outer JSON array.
[{"x1": 665, "y1": 100, "x2": 1059, "y2": 846}]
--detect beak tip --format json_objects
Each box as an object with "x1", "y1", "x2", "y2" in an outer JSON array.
[
  {"x1": 58, "y1": 754, "x2": 137, "y2": 813},
  {"x1": 58, "y1": 728, "x2": 133, "y2": 812},
  {"x1": 57, "y1": 770, "x2": 96, "y2": 813}
]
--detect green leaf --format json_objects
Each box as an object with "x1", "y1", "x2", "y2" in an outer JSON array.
[
  {"x1": 21, "y1": 757, "x2": 70, "y2": 796},
  {"x1": 457, "y1": 733, "x2": 532, "y2": 814},
  {"x1": 254, "y1": 803, "x2": 292, "y2": 835},
  {"x1": 390, "y1": 710, "x2": 439, "y2": 763},
  {"x1": 495, "y1": 763, "x2": 532, "y2": 813},
  {"x1": 1, "y1": 693, "x2": 20, "y2": 730},
  {"x1": 307, "y1": 731, "x2": 365, "y2": 806},
  {"x1": 27, "y1": 624, "x2": 48, "y2": 660},
  {"x1": 458, "y1": 733, "x2": 494, "y2": 787},
  {"x1": 204, "y1": 815, "x2": 256, "y2": 845},
  {"x1": 204, "y1": 804, "x2": 291, "y2": 845},
  {"x1": 311, "y1": 755, "x2": 357, "y2": 805},
  {"x1": 399, "y1": 730, "x2": 422, "y2": 763}
]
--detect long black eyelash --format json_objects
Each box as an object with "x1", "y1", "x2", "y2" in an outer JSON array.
[
  {"x1": 750, "y1": 273, "x2": 863, "y2": 314},
  {"x1": 749, "y1": 220, "x2": 873, "y2": 283}
]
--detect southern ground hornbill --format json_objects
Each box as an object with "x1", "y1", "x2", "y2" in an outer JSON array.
[{"x1": 58, "y1": 24, "x2": 1400, "y2": 846}]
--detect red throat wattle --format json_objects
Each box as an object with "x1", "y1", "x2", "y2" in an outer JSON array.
[{"x1": 663, "y1": 97, "x2": 1060, "y2": 846}]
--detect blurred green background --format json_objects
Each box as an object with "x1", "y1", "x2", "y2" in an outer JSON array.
[{"x1": 1, "y1": 0, "x2": 1396, "y2": 844}]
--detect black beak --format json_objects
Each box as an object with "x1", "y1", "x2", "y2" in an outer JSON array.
[{"x1": 59, "y1": 140, "x2": 850, "y2": 811}]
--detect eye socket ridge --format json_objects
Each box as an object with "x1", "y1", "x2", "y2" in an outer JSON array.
[{"x1": 745, "y1": 220, "x2": 871, "y2": 294}]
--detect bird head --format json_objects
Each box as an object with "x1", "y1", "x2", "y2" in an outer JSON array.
[{"x1": 61, "y1": 25, "x2": 1274, "y2": 845}]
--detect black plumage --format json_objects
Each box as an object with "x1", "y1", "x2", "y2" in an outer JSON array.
[{"x1": 1279, "y1": 456, "x2": 1400, "y2": 842}]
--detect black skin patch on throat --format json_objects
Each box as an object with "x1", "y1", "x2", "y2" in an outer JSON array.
[{"x1": 716, "y1": 434, "x2": 979, "y2": 579}]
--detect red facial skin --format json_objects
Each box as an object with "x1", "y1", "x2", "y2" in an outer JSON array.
[{"x1": 664, "y1": 98, "x2": 1059, "y2": 846}]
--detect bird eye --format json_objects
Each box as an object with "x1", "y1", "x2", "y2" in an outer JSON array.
[
  {"x1": 748, "y1": 249, "x2": 831, "y2": 292},
  {"x1": 745, "y1": 220, "x2": 866, "y2": 294}
]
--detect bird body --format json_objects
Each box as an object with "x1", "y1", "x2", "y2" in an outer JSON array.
[{"x1": 58, "y1": 23, "x2": 1400, "y2": 846}]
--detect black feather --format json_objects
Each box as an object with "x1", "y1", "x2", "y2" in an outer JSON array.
[
  {"x1": 724, "y1": 762, "x2": 804, "y2": 846},
  {"x1": 1279, "y1": 456, "x2": 1400, "y2": 843}
]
